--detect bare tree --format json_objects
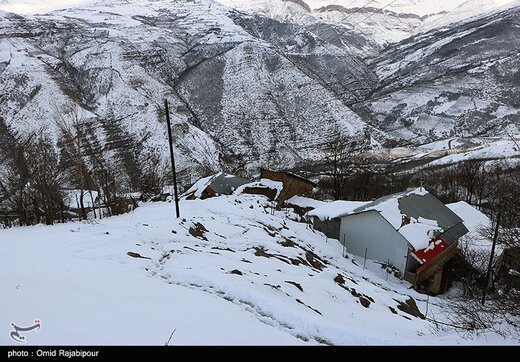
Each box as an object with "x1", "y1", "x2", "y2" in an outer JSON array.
[
  {"x1": 25, "y1": 133, "x2": 65, "y2": 225},
  {"x1": 320, "y1": 125, "x2": 369, "y2": 200},
  {"x1": 137, "y1": 147, "x2": 167, "y2": 200},
  {"x1": 321, "y1": 130, "x2": 354, "y2": 200},
  {"x1": 455, "y1": 160, "x2": 486, "y2": 204},
  {"x1": 54, "y1": 103, "x2": 92, "y2": 220},
  {"x1": 0, "y1": 131, "x2": 64, "y2": 226},
  {"x1": 443, "y1": 173, "x2": 520, "y2": 337},
  {"x1": 1, "y1": 156, "x2": 31, "y2": 226}
]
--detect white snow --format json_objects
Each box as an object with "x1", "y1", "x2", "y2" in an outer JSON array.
[
  {"x1": 307, "y1": 200, "x2": 369, "y2": 221},
  {"x1": 447, "y1": 202, "x2": 490, "y2": 235},
  {"x1": 1, "y1": 194, "x2": 518, "y2": 345},
  {"x1": 182, "y1": 173, "x2": 221, "y2": 198},
  {"x1": 429, "y1": 139, "x2": 520, "y2": 167},
  {"x1": 217, "y1": 0, "x2": 520, "y2": 48},
  {"x1": 62, "y1": 189, "x2": 98, "y2": 209},
  {"x1": 446, "y1": 201, "x2": 506, "y2": 272},
  {"x1": 235, "y1": 179, "x2": 284, "y2": 199},
  {"x1": 305, "y1": 0, "x2": 467, "y2": 16},
  {"x1": 286, "y1": 196, "x2": 326, "y2": 210},
  {"x1": 398, "y1": 220, "x2": 442, "y2": 251}
]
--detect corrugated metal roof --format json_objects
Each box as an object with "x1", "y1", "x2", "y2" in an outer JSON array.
[
  {"x1": 438, "y1": 223, "x2": 469, "y2": 244},
  {"x1": 347, "y1": 189, "x2": 469, "y2": 246},
  {"x1": 351, "y1": 189, "x2": 428, "y2": 215},
  {"x1": 398, "y1": 193, "x2": 468, "y2": 244},
  {"x1": 209, "y1": 174, "x2": 250, "y2": 195}
]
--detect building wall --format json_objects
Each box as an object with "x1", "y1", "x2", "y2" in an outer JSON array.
[
  {"x1": 260, "y1": 169, "x2": 314, "y2": 204},
  {"x1": 339, "y1": 211, "x2": 409, "y2": 275},
  {"x1": 312, "y1": 218, "x2": 341, "y2": 240}
]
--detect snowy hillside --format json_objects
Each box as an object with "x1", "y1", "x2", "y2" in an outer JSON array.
[
  {"x1": 217, "y1": 0, "x2": 520, "y2": 46},
  {"x1": 356, "y1": 7, "x2": 520, "y2": 143},
  {"x1": 0, "y1": 0, "x2": 376, "y2": 188},
  {"x1": 0, "y1": 0, "x2": 518, "y2": 191},
  {"x1": 305, "y1": 0, "x2": 516, "y2": 16},
  {"x1": 1, "y1": 193, "x2": 516, "y2": 345}
]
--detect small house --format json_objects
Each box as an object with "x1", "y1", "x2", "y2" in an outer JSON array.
[
  {"x1": 260, "y1": 169, "x2": 316, "y2": 205},
  {"x1": 308, "y1": 188, "x2": 469, "y2": 294},
  {"x1": 183, "y1": 172, "x2": 250, "y2": 200},
  {"x1": 307, "y1": 200, "x2": 369, "y2": 239}
]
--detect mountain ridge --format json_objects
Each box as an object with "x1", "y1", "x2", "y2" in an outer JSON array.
[{"x1": 0, "y1": 0, "x2": 518, "y2": 191}]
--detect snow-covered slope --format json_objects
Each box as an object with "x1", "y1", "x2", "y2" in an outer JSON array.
[
  {"x1": 1, "y1": 193, "x2": 516, "y2": 344},
  {"x1": 306, "y1": 0, "x2": 516, "y2": 16},
  {"x1": 0, "y1": 0, "x2": 518, "y2": 189},
  {"x1": 357, "y1": 7, "x2": 520, "y2": 143},
  {"x1": 217, "y1": 0, "x2": 520, "y2": 47}
]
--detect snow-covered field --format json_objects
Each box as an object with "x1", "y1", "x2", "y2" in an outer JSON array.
[{"x1": 1, "y1": 193, "x2": 517, "y2": 345}]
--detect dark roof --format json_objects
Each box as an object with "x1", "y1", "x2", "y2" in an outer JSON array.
[
  {"x1": 398, "y1": 193, "x2": 468, "y2": 244},
  {"x1": 209, "y1": 174, "x2": 250, "y2": 195}
]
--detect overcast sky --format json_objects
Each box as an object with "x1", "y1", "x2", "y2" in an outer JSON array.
[
  {"x1": 0, "y1": 0, "x2": 93, "y2": 14},
  {"x1": 1, "y1": 0, "x2": 518, "y2": 15}
]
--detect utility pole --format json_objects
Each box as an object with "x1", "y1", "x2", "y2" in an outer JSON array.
[
  {"x1": 164, "y1": 99, "x2": 180, "y2": 219},
  {"x1": 482, "y1": 213, "x2": 501, "y2": 306}
]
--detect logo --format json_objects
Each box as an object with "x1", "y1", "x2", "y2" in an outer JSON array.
[{"x1": 10, "y1": 320, "x2": 41, "y2": 343}]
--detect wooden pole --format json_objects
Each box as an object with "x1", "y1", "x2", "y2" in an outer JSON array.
[
  {"x1": 482, "y1": 213, "x2": 501, "y2": 306},
  {"x1": 386, "y1": 259, "x2": 390, "y2": 281},
  {"x1": 363, "y1": 248, "x2": 368, "y2": 270},
  {"x1": 164, "y1": 99, "x2": 180, "y2": 219}
]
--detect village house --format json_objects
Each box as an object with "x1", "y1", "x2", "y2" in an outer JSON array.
[
  {"x1": 183, "y1": 172, "x2": 250, "y2": 200},
  {"x1": 308, "y1": 188, "x2": 469, "y2": 294},
  {"x1": 259, "y1": 169, "x2": 316, "y2": 205}
]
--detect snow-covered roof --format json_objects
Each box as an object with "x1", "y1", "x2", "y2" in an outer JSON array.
[
  {"x1": 183, "y1": 173, "x2": 250, "y2": 199},
  {"x1": 447, "y1": 201, "x2": 490, "y2": 233},
  {"x1": 331, "y1": 188, "x2": 468, "y2": 251},
  {"x1": 446, "y1": 201, "x2": 505, "y2": 272},
  {"x1": 183, "y1": 174, "x2": 217, "y2": 198},
  {"x1": 307, "y1": 201, "x2": 370, "y2": 221},
  {"x1": 398, "y1": 219, "x2": 442, "y2": 251},
  {"x1": 209, "y1": 173, "x2": 250, "y2": 195},
  {"x1": 285, "y1": 196, "x2": 326, "y2": 210},
  {"x1": 235, "y1": 179, "x2": 284, "y2": 199},
  {"x1": 446, "y1": 201, "x2": 503, "y2": 259}
]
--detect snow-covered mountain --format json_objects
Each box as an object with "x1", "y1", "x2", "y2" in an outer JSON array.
[
  {"x1": 217, "y1": 0, "x2": 520, "y2": 47},
  {"x1": 358, "y1": 7, "x2": 520, "y2": 142},
  {"x1": 0, "y1": 0, "x2": 519, "y2": 190},
  {"x1": 0, "y1": 0, "x2": 376, "y2": 189},
  {"x1": 305, "y1": 0, "x2": 515, "y2": 16}
]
